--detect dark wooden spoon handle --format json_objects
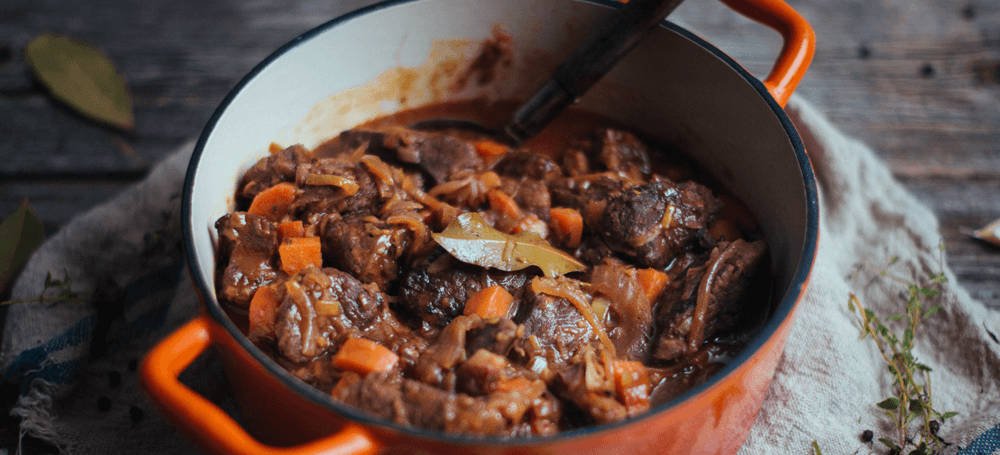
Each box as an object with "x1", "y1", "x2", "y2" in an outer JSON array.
[{"x1": 504, "y1": 0, "x2": 686, "y2": 144}]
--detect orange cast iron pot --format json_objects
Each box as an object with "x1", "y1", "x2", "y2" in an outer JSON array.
[{"x1": 141, "y1": 0, "x2": 818, "y2": 453}]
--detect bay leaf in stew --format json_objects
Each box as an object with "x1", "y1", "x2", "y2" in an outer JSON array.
[{"x1": 432, "y1": 212, "x2": 586, "y2": 277}]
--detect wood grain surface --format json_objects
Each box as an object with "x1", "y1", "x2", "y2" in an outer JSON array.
[{"x1": 1, "y1": 0, "x2": 998, "y2": 310}]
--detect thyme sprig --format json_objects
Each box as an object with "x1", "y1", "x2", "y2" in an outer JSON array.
[
  {"x1": 1, "y1": 270, "x2": 88, "y2": 306},
  {"x1": 848, "y1": 245, "x2": 957, "y2": 455}
]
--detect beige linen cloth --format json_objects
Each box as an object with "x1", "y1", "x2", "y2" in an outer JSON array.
[{"x1": 1, "y1": 96, "x2": 998, "y2": 454}]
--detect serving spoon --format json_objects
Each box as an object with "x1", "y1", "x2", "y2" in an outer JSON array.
[{"x1": 413, "y1": 0, "x2": 687, "y2": 146}]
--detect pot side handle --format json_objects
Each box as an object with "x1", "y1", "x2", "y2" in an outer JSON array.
[
  {"x1": 717, "y1": 0, "x2": 815, "y2": 107},
  {"x1": 140, "y1": 316, "x2": 381, "y2": 455}
]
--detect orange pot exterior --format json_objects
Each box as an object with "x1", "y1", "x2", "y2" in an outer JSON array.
[{"x1": 141, "y1": 0, "x2": 817, "y2": 453}]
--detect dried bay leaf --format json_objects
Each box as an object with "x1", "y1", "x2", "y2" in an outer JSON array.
[
  {"x1": 432, "y1": 212, "x2": 586, "y2": 277},
  {"x1": 25, "y1": 33, "x2": 134, "y2": 131},
  {"x1": 965, "y1": 217, "x2": 1000, "y2": 247},
  {"x1": 0, "y1": 201, "x2": 45, "y2": 292}
]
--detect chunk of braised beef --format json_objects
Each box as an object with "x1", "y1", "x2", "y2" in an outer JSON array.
[
  {"x1": 238, "y1": 144, "x2": 311, "y2": 207},
  {"x1": 517, "y1": 283, "x2": 596, "y2": 366},
  {"x1": 385, "y1": 128, "x2": 485, "y2": 185},
  {"x1": 331, "y1": 371, "x2": 408, "y2": 424},
  {"x1": 399, "y1": 248, "x2": 531, "y2": 328},
  {"x1": 549, "y1": 174, "x2": 626, "y2": 231},
  {"x1": 589, "y1": 260, "x2": 654, "y2": 362},
  {"x1": 215, "y1": 212, "x2": 279, "y2": 307},
  {"x1": 411, "y1": 314, "x2": 484, "y2": 388},
  {"x1": 313, "y1": 127, "x2": 485, "y2": 186},
  {"x1": 591, "y1": 128, "x2": 651, "y2": 178},
  {"x1": 571, "y1": 235, "x2": 615, "y2": 267},
  {"x1": 320, "y1": 211, "x2": 414, "y2": 291},
  {"x1": 466, "y1": 317, "x2": 519, "y2": 356},
  {"x1": 600, "y1": 180, "x2": 720, "y2": 269},
  {"x1": 273, "y1": 267, "x2": 424, "y2": 365},
  {"x1": 652, "y1": 257, "x2": 708, "y2": 362},
  {"x1": 551, "y1": 349, "x2": 629, "y2": 425},
  {"x1": 652, "y1": 239, "x2": 767, "y2": 363},
  {"x1": 455, "y1": 348, "x2": 516, "y2": 396},
  {"x1": 560, "y1": 147, "x2": 591, "y2": 177},
  {"x1": 498, "y1": 177, "x2": 551, "y2": 221},
  {"x1": 333, "y1": 370, "x2": 559, "y2": 436},
  {"x1": 697, "y1": 239, "x2": 768, "y2": 337},
  {"x1": 311, "y1": 128, "x2": 400, "y2": 162},
  {"x1": 292, "y1": 160, "x2": 383, "y2": 219},
  {"x1": 492, "y1": 150, "x2": 563, "y2": 181}
]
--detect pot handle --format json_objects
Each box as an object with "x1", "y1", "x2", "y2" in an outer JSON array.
[
  {"x1": 718, "y1": 0, "x2": 815, "y2": 106},
  {"x1": 140, "y1": 316, "x2": 381, "y2": 455}
]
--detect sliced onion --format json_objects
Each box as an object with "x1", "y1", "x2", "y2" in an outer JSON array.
[
  {"x1": 361, "y1": 155, "x2": 395, "y2": 185},
  {"x1": 387, "y1": 213, "x2": 428, "y2": 241},
  {"x1": 427, "y1": 177, "x2": 473, "y2": 197},
  {"x1": 347, "y1": 143, "x2": 367, "y2": 162},
  {"x1": 688, "y1": 243, "x2": 739, "y2": 352},
  {"x1": 303, "y1": 174, "x2": 359, "y2": 195}
]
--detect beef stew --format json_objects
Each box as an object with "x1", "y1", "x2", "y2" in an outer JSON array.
[{"x1": 214, "y1": 105, "x2": 771, "y2": 437}]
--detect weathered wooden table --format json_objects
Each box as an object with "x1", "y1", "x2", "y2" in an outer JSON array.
[{"x1": 4, "y1": 0, "x2": 996, "y2": 309}]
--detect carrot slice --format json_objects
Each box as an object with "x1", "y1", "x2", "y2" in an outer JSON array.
[
  {"x1": 549, "y1": 207, "x2": 583, "y2": 248},
  {"x1": 278, "y1": 236, "x2": 322, "y2": 275},
  {"x1": 248, "y1": 182, "x2": 296, "y2": 221},
  {"x1": 475, "y1": 140, "x2": 509, "y2": 161},
  {"x1": 635, "y1": 268, "x2": 669, "y2": 302},
  {"x1": 464, "y1": 285, "x2": 514, "y2": 319},
  {"x1": 248, "y1": 285, "x2": 280, "y2": 340},
  {"x1": 332, "y1": 338, "x2": 399, "y2": 375},
  {"x1": 277, "y1": 220, "x2": 305, "y2": 241},
  {"x1": 614, "y1": 360, "x2": 650, "y2": 412},
  {"x1": 487, "y1": 189, "x2": 522, "y2": 221},
  {"x1": 708, "y1": 219, "x2": 741, "y2": 242},
  {"x1": 268, "y1": 142, "x2": 284, "y2": 154}
]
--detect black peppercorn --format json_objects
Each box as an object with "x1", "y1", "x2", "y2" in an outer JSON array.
[
  {"x1": 97, "y1": 396, "x2": 111, "y2": 412},
  {"x1": 861, "y1": 429, "x2": 873, "y2": 443},
  {"x1": 108, "y1": 371, "x2": 122, "y2": 388},
  {"x1": 129, "y1": 405, "x2": 144, "y2": 423}
]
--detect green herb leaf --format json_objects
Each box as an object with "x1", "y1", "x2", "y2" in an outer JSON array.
[
  {"x1": 919, "y1": 287, "x2": 938, "y2": 297},
  {"x1": 940, "y1": 411, "x2": 958, "y2": 420},
  {"x1": 812, "y1": 440, "x2": 823, "y2": 455},
  {"x1": 879, "y1": 437, "x2": 900, "y2": 451},
  {"x1": 432, "y1": 212, "x2": 586, "y2": 278},
  {"x1": 908, "y1": 398, "x2": 924, "y2": 413},
  {"x1": 877, "y1": 397, "x2": 900, "y2": 410},
  {"x1": 922, "y1": 306, "x2": 943, "y2": 319},
  {"x1": 25, "y1": 34, "x2": 134, "y2": 131},
  {"x1": 0, "y1": 201, "x2": 45, "y2": 292},
  {"x1": 903, "y1": 328, "x2": 914, "y2": 349}
]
